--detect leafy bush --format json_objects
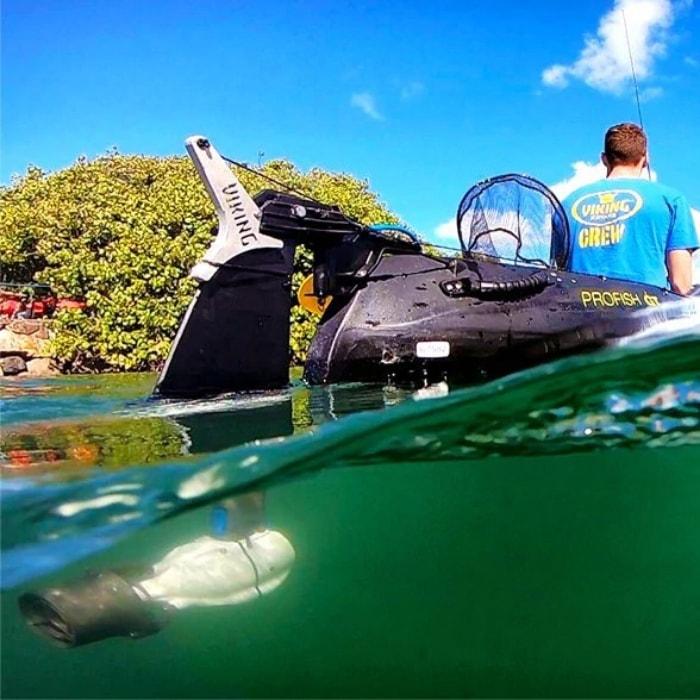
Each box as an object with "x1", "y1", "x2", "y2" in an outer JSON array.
[{"x1": 0, "y1": 153, "x2": 398, "y2": 370}]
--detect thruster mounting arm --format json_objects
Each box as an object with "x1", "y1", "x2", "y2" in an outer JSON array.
[{"x1": 185, "y1": 135, "x2": 283, "y2": 282}]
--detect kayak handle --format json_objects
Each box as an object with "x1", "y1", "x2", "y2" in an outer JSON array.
[{"x1": 440, "y1": 270, "x2": 553, "y2": 300}]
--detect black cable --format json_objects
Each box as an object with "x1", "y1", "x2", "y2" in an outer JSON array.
[
  {"x1": 220, "y1": 152, "x2": 429, "y2": 248},
  {"x1": 221, "y1": 154, "x2": 319, "y2": 204},
  {"x1": 237, "y1": 541, "x2": 263, "y2": 598}
]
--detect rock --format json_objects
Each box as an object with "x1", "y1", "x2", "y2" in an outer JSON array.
[
  {"x1": 35, "y1": 323, "x2": 50, "y2": 339},
  {"x1": 26, "y1": 357, "x2": 59, "y2": 376},
  {"x1": 6, "y1": 319, "x2": 47, "y2": 336},
  {"x1": 0, "y1": 355, "x2": 27, "y2": 376},
  {"x1": 0, "y1": 327, "x2": 52, "y2": 357}
]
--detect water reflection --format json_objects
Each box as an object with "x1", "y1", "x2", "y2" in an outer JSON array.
[
  {"x1": 1, "y1": 417, "x2": 188, "y2": 473},
  {"x1": 1, "y1": 380, "x2": 419, "y2": 476},
  {"x1": 19, "y1": 492, "x2": 294, "y2": 648},
  {"x1": 1, "y1": 393, "x2": 298, "y2": 475}
]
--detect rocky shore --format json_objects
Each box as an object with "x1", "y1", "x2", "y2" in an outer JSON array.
[{"x1": 0, "y1": 319, "x2": 60, "y2": 377}]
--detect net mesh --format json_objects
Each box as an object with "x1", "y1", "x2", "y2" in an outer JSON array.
[{"x1": 457, "y1": 174, "x2": 570, "y2": 268}]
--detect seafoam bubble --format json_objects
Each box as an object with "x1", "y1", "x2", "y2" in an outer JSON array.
[
  {"x1": 54, "y1": 494, "x2": 139, "y2": 518},
  {"x1": 177, "y1": 464, "x2": 226, "y2": 500}
]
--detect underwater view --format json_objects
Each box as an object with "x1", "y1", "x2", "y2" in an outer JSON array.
[{"x1": 2, "y1": 326, "x2": 700, "y2": 698}]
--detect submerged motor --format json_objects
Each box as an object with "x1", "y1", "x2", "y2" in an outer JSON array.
[
  {"x1": 19, "y1": 570, "x2": 164, "y2": 648},
  {"x1": 19, "y1": 529, "x2": 295, "y2": 647}
]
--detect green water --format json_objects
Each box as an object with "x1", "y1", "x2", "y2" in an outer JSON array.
[{"x1": 2, "y1": 335, "x2": 700, "y2": 698}]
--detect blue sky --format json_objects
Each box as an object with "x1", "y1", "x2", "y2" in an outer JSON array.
[{"x1": 2, "y1": 0, "x2": 698, "y2": 241}]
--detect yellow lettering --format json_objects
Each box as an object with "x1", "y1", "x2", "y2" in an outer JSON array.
[
  {"x1": 585, "y1": 201, "x2": 631, "y2": 217},
  {"x1": 578, "y1": 224, "x2": 626, "y2": 248},
  {"x1": 577, "y1": 289, "x2": 662, "y2": 308},
  {"x1": 580, "y1": 288, "x2": 650, "y2": 308}
]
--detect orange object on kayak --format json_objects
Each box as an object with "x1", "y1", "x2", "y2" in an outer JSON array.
[{"x1": 297, "y1": 275, "x2": 332, "y2": 316}]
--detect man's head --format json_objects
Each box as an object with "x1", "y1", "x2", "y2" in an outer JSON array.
[{"x1": 601, "y1": 123, "x2": 648, "y2": 174}]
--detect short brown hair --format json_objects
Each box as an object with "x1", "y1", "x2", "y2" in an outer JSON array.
[{"x1": 604, "y1": 123, "x2": 647, "y2": 166}]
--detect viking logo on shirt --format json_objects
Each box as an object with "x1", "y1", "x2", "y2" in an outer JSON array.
[{"x1": 569, "y1": 190, "x2": 643, "y2": 248}]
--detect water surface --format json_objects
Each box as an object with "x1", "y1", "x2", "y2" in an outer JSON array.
[{"x1": 2, "y1": 333, "x2": 700, "y2": 698}]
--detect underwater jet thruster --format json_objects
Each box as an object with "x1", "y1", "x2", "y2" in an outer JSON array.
[{"x1": 154, "y1": 136, "x2": 688, "y2": 398}]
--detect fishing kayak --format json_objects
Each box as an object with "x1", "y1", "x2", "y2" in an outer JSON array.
[{"x1": 154, "y1": 136, "x2": 691, "y2": 398}]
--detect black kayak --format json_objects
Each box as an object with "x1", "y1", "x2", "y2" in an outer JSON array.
[{"x1": 154, "y1": 136, "x2": 690, "y2": 398}]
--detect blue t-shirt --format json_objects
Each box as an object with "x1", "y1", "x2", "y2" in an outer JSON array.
[{"x1": 562, "y1": 178, "x2": 698, "y2": 289}]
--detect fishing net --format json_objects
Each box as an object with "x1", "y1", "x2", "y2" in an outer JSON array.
[{"x1": 457, "y1": 174, "x2": 570, "y2": 268}]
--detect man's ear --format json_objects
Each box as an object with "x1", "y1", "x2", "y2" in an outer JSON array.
[{"x1": 601, "y1": 152, "x2": 609, "y2": 167}]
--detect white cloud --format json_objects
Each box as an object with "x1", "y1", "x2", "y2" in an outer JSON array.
[
  {"x1": 350, "y1": 92, "x2": 383, "y2": 121},
  {"x1": 400, "y1": 81, "x2": 425, "y2": 100},
  {"x1": 639, "y1": 86, "x2": 665, "y2": 101},
  {"x1": 684, "y1": 55, "x2": 699, "y2": 67},
  {"x1": 541, "y1": 0, "x2": 682, "y2": 94},
  {"x1": 550, "y1": 160, "x2": 660, "y2": 199},
  {"x1": 550, "y1": 161, "x2": 608, "y2": 199},
  {"x1": 542, "y1": 65, "x2": 570, "y2": 88},
  {"x1": 434, "y1": 218, "x2": 458, "y2": 240},
  {"x1": 551, "y1": 159, "x2": 665, "y2": 197}
]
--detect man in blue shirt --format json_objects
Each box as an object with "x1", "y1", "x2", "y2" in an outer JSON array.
[{"x1": 563, "y1": 123, "x2": 698, "y2": 294}]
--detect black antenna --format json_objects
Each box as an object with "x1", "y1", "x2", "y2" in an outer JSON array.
[
  {"x1": 622, "y1": 8, "x2": 644, "y2": 128},
  {"x1": 621, "y1": 8, "x2": 652, "y2": 178}
]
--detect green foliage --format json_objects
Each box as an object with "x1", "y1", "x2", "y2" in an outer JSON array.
[{"x1": 0, "y1": 152, "x2": 398, "y2": 370}]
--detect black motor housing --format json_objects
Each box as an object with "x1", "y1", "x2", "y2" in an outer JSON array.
[
  {"x1": 19, "y1": 571, "x2": 165, "y2": 647},
  {"x1": 154, "y1": 245, "x2": 295, "y2": 397}
]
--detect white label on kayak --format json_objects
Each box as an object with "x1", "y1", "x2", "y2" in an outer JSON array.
[{"x1": 416, "y1": 341, "x2": 450, "y2": 358}]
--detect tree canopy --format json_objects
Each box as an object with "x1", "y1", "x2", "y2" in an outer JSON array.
[{"x1": 0, "y1": 152, "x2": 398, "y2": 370}]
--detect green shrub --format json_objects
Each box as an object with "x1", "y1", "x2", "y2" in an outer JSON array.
[{"x1": 0, "y1": 153, "x2": 398, "y2": 370}]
